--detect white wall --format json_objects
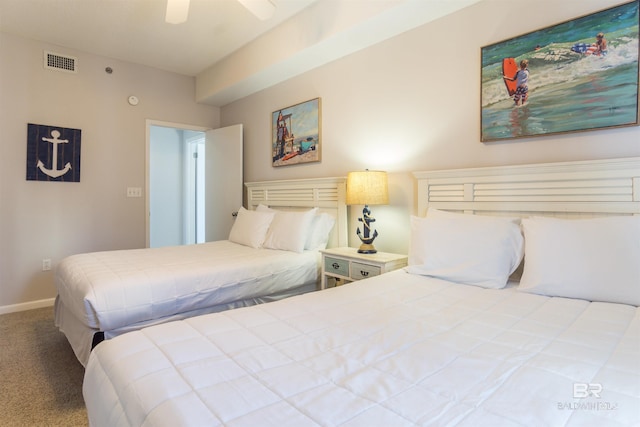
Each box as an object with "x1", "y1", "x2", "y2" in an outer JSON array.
[
  {"x1": 221, "y1": 0, "x2": 640, "y2": 255},
  {"x1": 0, "y1": 33, "x2": 219, "y2": 309},
  {"x1": 149, "y1": 126, "x2": 184, "y2": 248}
]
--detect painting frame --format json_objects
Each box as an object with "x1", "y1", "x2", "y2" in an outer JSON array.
[
  {"x1": 272, "y1": 97, "x2": 321, "y2": 167},
  {"x1": 480, "y1": 0, "x2": 639, "y2": 142},
  {"x1": 26, "y1": 123, "x2": 82, "y2": 182}
]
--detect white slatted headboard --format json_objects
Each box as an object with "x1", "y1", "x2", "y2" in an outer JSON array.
[
  {"x1": 413, "y1": 157, "x2": 640, "y2": 218},
  {"x1": 245, "y1": 177, "x2": 348, "y2": 248}
]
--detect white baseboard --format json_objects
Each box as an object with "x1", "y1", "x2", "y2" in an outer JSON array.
[{"x1": 0, "y1": 298, "x2": 56, "y2": 315}]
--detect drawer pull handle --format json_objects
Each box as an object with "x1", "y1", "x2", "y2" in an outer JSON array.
[
  {"x1": 332, "y1": 262, "x2": 340, "y2": 270},
  {"x1": 360, "y1": 270, "x2": 369, "y2": 277}
]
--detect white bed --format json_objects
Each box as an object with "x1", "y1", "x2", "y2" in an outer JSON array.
[
  {"x1": 83, "y1": 158, "x2": 640, "y2": 426},
  {"x1": 55, "y1": 177, "x2": 347, "y2": 366}
]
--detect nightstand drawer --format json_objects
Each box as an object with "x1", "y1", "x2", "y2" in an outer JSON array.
[
  {"x1": 324, "y1": 256, "x2": 349, "y2": 277},
  {"x1": 351, "y1": 262, "x2": 381, "y2": 280},
  {"x1": 320, "y1": 248, "x2": 408, "y2": 290}
]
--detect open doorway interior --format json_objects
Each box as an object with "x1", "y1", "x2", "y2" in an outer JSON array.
[
  {"x1": 149, "y1": 124, "x2": 206, "y2": 248},
  {"x1": 147, "y1": 121, "x2": 243, "y2": 248},
  {"x1": 185, "y1": 132, "x2": 206, "y2": 245}
]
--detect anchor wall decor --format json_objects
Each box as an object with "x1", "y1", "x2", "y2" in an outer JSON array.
[{"x1": 26, "y1": 123, "x2": 81, "y2": 182}]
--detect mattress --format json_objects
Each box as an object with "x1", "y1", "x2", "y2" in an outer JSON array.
[
  {"x1": 83, "y1": 269, "x2": 640, "y2": 426},
  {"x1": 55, "y1": 240, "x2": 319, "y2": 365}
]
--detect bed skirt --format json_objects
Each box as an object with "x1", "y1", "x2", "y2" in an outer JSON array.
[{"x1": 55, "y1": 281, "x2": 317, "y2": 367}]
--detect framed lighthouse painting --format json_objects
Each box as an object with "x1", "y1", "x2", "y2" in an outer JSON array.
[
  {"x1": 26, "y1": 123, "x2": 82, "y2": 182},
  {"x1": 272, "y1": 98, "x2": 321, "y2": 167}
]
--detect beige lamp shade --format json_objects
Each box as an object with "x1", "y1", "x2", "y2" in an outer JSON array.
[{"x1": 346, "y1": 170, "x2": 389, "y2": 206}]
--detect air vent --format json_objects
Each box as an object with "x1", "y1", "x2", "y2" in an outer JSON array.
[{"x1": 44, "y1": 51, "x2": 77, "y2": 73}]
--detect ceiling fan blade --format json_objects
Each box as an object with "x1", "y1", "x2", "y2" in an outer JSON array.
[
  {"x1": 166, "y1": 0, "x2": 190, "y2": 24},
  {"x1": 237, "y1": 0, "x2": 276, "y2": 20}
]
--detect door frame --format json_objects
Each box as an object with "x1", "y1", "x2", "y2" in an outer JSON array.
[
  {"x1": 184, "y1": 133, "x2": 206, "y2": 245},
  {"x1": 145, "y1": 119, "x2": 210, "y2": 248}
]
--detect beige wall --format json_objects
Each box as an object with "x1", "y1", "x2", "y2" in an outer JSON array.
[
  {"x1": 222, "y1": 0, "x2": 640, "y2": 255},
  {"x1": 0, "y1": 33, "x2": 219, "y2": 309}
]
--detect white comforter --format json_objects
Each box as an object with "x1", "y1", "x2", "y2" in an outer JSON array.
[
  {"x1": 56, "y1": 240, "x2": 319, "y2": 332},
  {"x1": 83, "y1": 270, "x2": 640, "y2": 426}
]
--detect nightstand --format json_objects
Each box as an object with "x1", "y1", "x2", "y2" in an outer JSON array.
[{"x1": 319, "y1": 247, "x2": 408, "y2": 290}]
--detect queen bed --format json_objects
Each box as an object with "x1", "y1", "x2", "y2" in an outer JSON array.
[
  {"x1": 55, "y1": 177, "x2": 348, "y2": 367},
  {"x1": 82, "y1": 157, "x2": 640, "y2": 426}
]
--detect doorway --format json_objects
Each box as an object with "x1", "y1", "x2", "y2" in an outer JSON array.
[
  {"x1": 147, "y1": 123, "x2": 207, "y2": 248},
  {"x1": 146, "y1": 120, "x2": 243, "y2": 248},
  {"x1": 185, "y1": 134, "x2": 206, "y2": 245}
]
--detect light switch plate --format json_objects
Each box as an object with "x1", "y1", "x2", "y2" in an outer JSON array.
[{"x1": 127, "y1": 187, "x2": 142, "y2": 197}]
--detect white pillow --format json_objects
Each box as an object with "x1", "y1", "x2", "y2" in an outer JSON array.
[
  {"x1": 256, "y1": 205, "x2": 335, "y2": 251},
  {"x1": 228, "y1": 207, "x2": 275, "y2": 248},
  {"x1": 263, "y1": 208, "x2": 318, "y2": 253},
  {"x1": 406, "y1": 215, "x2": 524, "y2": 289},
  {"x1": 305, "y1": 213, "x2": 336, "y2": 250},
  {"x1": 518, "y1": 216, "x2": 640, "y2": 305}
]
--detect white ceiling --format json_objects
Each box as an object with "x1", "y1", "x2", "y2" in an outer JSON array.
[
  {"x1": 0, "y1": 0, "x2": 317, "y2": 76},
  {"x1": 0, "y1": 0, "x2": 480, "y2": 106}
]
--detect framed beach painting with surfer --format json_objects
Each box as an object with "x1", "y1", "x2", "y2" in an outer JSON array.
[
  {"x1": 480, "y1": 0, "x2": 639, "y2": 142},
  {"x1": 272, "y1": 98, "x2": 321, "y2": 167}
]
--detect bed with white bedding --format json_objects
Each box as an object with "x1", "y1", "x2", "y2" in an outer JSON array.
[
  {"x1": 55, "y1": 177, "x2": 348, "y2": 366},
  {"x1": 83, "y1": 157, "x2": 640, "y2": 426}
]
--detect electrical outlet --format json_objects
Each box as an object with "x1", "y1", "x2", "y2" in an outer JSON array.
[
  {"x1": 127, "y1": 187, "x2": 142, "y2": 198},
  {"x1": 42, "y1": 259, "x2": 52, "y2": 271}
]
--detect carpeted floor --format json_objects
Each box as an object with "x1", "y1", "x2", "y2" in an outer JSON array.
[{"x1": 0, "y1": 306, "x2": 87, "y2": 426}]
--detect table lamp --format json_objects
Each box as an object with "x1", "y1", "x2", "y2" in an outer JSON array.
[{"x1": 346, "y1": 170, "x2": 389, "y2": 254}]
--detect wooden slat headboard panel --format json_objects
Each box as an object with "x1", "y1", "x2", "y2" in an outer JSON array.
[
  {"x1": 244, "y1": 177, "x2": 348, "y2": 248},
  {"x1": 413, "y1": 157, "x2": 640, "y2": 219}
]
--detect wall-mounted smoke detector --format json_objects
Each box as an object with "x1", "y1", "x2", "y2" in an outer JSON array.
[{"x1": 44, "y1": 51, "x2": 77, "y2": 73}]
